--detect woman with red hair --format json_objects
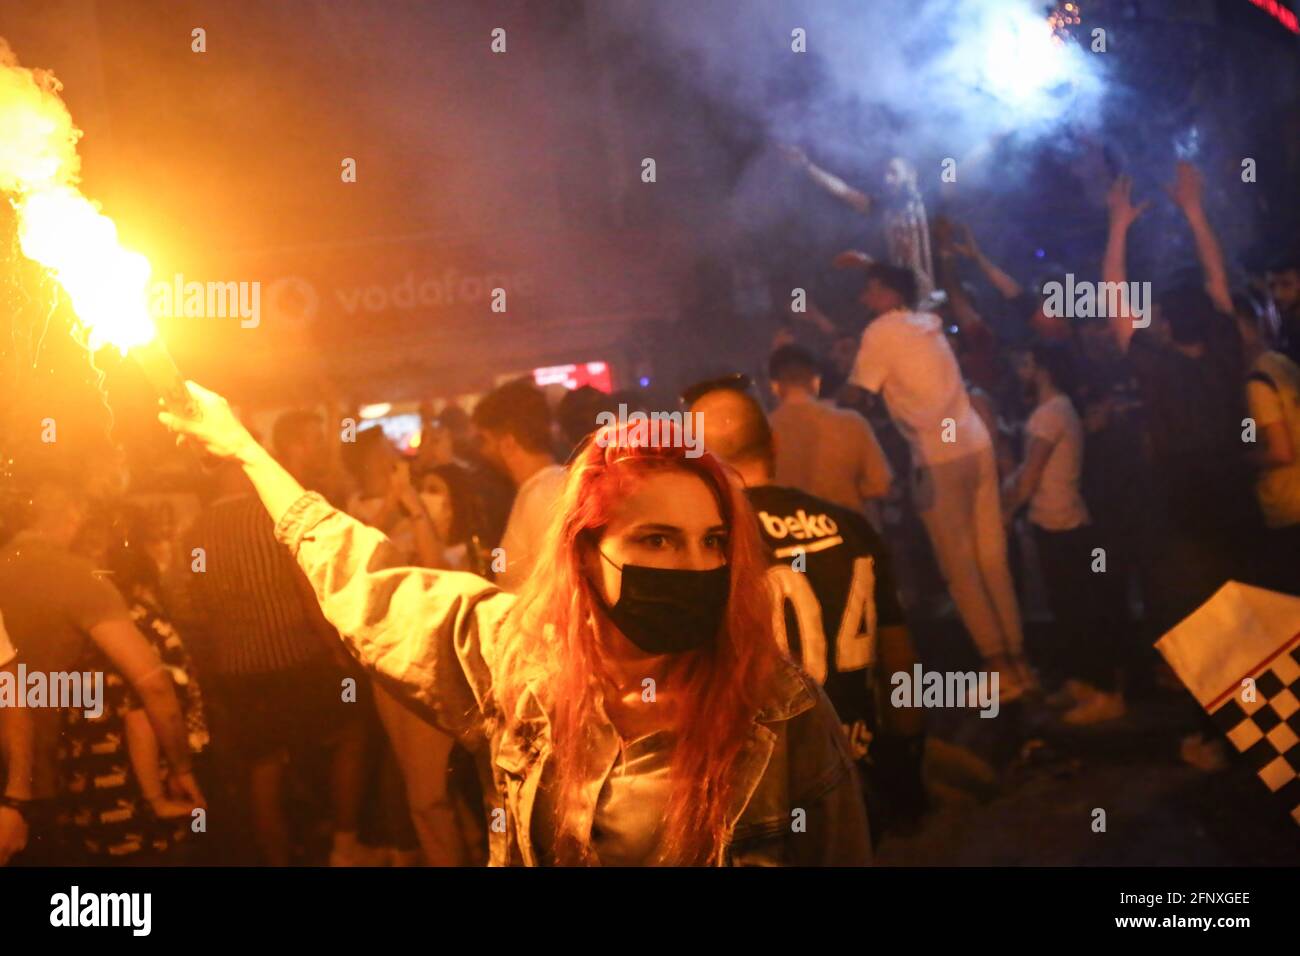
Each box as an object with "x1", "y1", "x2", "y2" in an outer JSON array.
[{"x1": 162, "y1": 383, "x2": 870, "y2": 866}]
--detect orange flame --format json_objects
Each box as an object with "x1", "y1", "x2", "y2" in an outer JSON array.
[{"x1": 1, "y1": 37, "x2": 156, "y2": 354}]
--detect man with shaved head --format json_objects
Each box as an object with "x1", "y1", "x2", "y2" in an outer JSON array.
[
  {"x1": 766, "y1": 344, "x2": 892, "y2": 528},
  {"x1": 689, "y1": 384, "x2": 926, "y2": 837}
]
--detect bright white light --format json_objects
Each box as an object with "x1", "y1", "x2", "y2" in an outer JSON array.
[
  {"x1": 981, "y1": 15, "x2": 1071, "y2": 108},
  {"x1": 359, "y1": 402, "x2": 392, "y2": 419},
  {"x1": 910, "y1": 0, "x2": 1107, "y2": 143}
]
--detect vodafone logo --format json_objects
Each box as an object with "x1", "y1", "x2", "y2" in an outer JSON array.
[
  {"x1": 758, "y1": 508, "x2": 839, "y2": 542},
  {"x1": 265, "y1": 275, "x2": 319, "y2": 327}
]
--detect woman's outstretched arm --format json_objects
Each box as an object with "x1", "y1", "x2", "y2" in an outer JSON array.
[{"x1": 160, "y1": 382, "x2": 512, "y2": 742}]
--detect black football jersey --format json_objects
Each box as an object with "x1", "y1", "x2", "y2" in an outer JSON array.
[{"x1": 746, "y1": 485, "x2": 905, "y2": 760}]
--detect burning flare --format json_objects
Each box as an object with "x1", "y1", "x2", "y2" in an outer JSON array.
[{"x1": 0, "y1": 37, "x2": 156, "y2": 353}]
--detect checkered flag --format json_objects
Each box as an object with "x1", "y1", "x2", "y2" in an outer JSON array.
[{"x1": 1156, "y1": 581, "x2": 1300, "y2": 827}]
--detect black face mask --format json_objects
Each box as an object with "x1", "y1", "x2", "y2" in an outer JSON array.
[{"x1": 594, "y1": 551, "x2": 730, "y2": 654}]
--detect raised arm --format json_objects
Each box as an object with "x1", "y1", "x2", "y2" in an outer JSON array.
[
  {"x1": 1166, "y1": 162, "x2": 1233, "y2": 316},
  {"x1": 790, "y1": 296, "x2": 839, "y2": 339},
  {"x1": 934, "y1": 220, "x2": 987, "y2": 331},
  {"x1": 389, "y1": 462, "x2": 446, "y2": 569},
  {"x1": 1103, "y1": 175, "x2": 1151, "y2": 353},
  {"x1": 160, "y1": 383, "x2": 511, "y2": 742},
  {"x1": 950, "y1": 223, "x2": 1024, "y2": 300},
  {"x1": 781, "y1": 144, "x2": 873, "y2": 216}
]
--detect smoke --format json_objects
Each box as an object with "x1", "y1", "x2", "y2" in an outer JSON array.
[
  {"x1": 0, "y1": 2, "x2": 1118, "y2": 409},
  {"x1": 597, "y1": 0, "x2": 1109, "y2": 192}
]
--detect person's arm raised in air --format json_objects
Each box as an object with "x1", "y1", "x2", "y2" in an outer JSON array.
[
  {"x1": 949, "y1": 222, "x2": 1024, "y2": 301},
  {"x1": 1164, "y1": 160, "x2": 1253, "y2": 351},
  {"x1": 790, "y1": 296, "x2": 839, "y2": 339},
  {"x1": 160, "y1": 383, "x2": 509, "y2": 743},
  {"x1": 1103, "y1": 175, "x2": 1152, "y2": 353},
  {"x1": 389, "y1": 461, "x2": 445, "y2": 569},
  {"x1": 1166, "y1": 161, "x2": 1236, "y2": 319},
  {"x1": 780, "y1": 144, "x2": 873, "y2": 216},
  {"x1": 934, "y1": 218, "x2": 985, "y2": 331}
]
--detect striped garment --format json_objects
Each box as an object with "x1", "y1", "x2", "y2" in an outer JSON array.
[{"x1": 174, "y1": 494, "x2": 333, "y2": 676}]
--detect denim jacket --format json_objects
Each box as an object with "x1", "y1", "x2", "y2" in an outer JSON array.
[{"x1": 275, "y1": 492, "x2": 871, "y2": 866}]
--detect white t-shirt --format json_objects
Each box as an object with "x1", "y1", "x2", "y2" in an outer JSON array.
[
  {"x1": 1025, "y1": 394, "x2": 1090, "y2": 531},
  {"x1": 497, "y1": 464, "x2": 567, "y2": 592},
  {"x1": 0, "y1": 609, "x2": 15, "y2": 667},
  {"x1": 850, "y1": 309, "x2": 990, "y2": 465}
]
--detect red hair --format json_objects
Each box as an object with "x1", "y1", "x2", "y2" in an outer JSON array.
[{"x1": 496, "y1": 422, "x2": 781, "y2": 865}]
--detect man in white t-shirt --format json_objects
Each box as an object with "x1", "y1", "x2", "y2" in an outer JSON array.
[
  {"x1": 1004, "y1": 343, "x2": 1124, "y2": 725},
  {"x1": 848, "y1": 261, "x2": 1030, "y2": 698},
  {"x1": 472, "y1": 379, "x2": 567, "y2": 592},
  {"x1": 1021, "y1": 393, "x2": 1089, "y2": 531}
]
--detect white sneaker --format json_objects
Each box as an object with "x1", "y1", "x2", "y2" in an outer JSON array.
[{"x1": 1062, "y1": 690, "x2": 1126, "y2": 726}]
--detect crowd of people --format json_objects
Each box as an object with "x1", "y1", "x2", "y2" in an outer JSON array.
[{"x1": 1, "y1": 155, "x2": 1298, "y2": 866}]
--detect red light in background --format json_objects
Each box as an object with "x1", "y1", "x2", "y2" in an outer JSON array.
[{"x1": 532, "y1": 360, "x2": 613, "y2": 393}]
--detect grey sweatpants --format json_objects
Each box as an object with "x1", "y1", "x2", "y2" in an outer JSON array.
[{"x1": 913, "y1": 446, "x2": 1024, "y2": 662}]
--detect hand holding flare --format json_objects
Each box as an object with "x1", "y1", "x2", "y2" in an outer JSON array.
[
  {"x1": 160, "y1": 381, "x2": 310, "y2": 527},
  {"x1": 158, "y1": 382, "x2": 258, "y2": 461}
]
